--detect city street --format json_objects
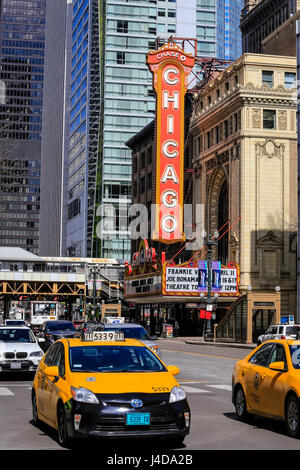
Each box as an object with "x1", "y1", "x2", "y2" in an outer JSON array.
[{"x1": 0, "y1": 338, "x2": 300, "y2": 451}]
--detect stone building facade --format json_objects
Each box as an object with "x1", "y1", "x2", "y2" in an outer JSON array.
[
  {"x1": 240, "y1": 0, "x2": 300, "y2": 53},
  {"x1": 190, "y1": 53, "x2": 297, "y2": 342}
]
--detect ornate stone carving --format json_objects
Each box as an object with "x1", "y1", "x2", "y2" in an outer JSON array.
[
  {"x1": 276, "y1": 85, "x2": 285, "y2": 93},
  {"x1": 230, "y1": 231, "x2": 239, "y2": 246},
  {"x1": 261, "y1": 83, "x2": 271, "y2": 92},
  {"x1": 255, "y1": 138, "x2": 284, "y2": 159},
  {"x1": 245, "y1": 82, "x2": 256, "y2": 91},
  {"x1": 252, "y1": 108, "x2": 261, "y2": 128},
  {"x1": 257, "y1": 231, "x2": 282, "y2": 247},
  {"x1": 278, "y1": 110, "x2": 287, "y2": 130},
  {"x1": 230, "y1": 141, "x2": 241, "y2": 161}
]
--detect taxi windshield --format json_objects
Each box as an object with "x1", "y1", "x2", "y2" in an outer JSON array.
[
  {"x1": 289, "y1": 344, "x2": 300, "y2": 369},
  {"x1": 69, "y1": 345, "x2": 166, "y2": 373}
]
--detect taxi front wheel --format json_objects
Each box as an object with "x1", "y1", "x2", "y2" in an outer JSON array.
[
  {"x1": 285, "y1": 395, "x2": 300, "y2": 438},
  {"x1": 57, "y1": 403, "x2": 72, "y2": 448},
  {"x1": 32, "y1": 392, "x2": 40, "y2": 426}
]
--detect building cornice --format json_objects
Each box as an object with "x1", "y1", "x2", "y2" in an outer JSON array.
[{"x1": 191, "y1": 83, "x2": 296, "y2": 131}]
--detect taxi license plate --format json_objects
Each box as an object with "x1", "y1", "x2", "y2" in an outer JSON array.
[
  {"x1": 10, "y1": 362, "x2": 21, "y2": 369},
  {"x1": 126, "y1": 413, "x2": 150, "y2": 426}
]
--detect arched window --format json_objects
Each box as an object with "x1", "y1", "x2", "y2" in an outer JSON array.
[{"x1": 218, "y1": 181, "x2": 228, "y2": 265}]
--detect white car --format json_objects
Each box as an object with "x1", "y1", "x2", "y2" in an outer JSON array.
[
  {"x1": 0, "y1": 326, "x2": 45, "y2": 372},
  {"x1": 257, "y1": 323, "x2": 300, "y2": 346}
]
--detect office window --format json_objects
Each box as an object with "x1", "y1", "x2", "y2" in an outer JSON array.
[
  {"x1": 262, "y1": 70, "x2": 273, "y2": 88},
  {"x1": 147, "y1": 147, "x2": 152, "y2": 165},
  {"x1": 263, "y1": 110, "x2": 276, "y2": 129},
  {"x1": 116, "y1": 51, "x2": 125, "y2": 64},
  {"x1": 117, "y1": 20, "x2": 128, "y2": 33},
  {"x1": 285, "y1": 72, "x2": 296, "y2": 89},
  {"x1": 141, "y1": 151, "x2": 146, "y2": 169},
  {"x1": 68, "y1": 198, "x2": 81, "y2": 220},
  {"x1": 147, "y1": 173, "x2": 152, "y2": 190}
]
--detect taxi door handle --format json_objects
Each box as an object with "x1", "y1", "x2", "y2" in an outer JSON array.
[{"x1": 242, "y1": 369, "x2": 247, "y2": 376}]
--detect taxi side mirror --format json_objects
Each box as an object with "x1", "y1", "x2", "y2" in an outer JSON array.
[
  {"x1": 167, "y1": 365, "x2": 180, "y2": 376},
  {"x1": 44, "y1": 366, "x2": 59, "y2": 378},
  {"x1": 269, "y1": 361, "x2": 286, "y2": 372}
]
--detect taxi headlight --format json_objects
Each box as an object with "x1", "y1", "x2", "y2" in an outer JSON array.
[
  {"x1": 169, "y1": 386, "x2": 186, "y2": 403},
  {"x1": 71, "y1": 386, "x2": 99, "y2": 404},
  {"x1": 29, "y1": 351, "x2": 43, "y2": 357}
]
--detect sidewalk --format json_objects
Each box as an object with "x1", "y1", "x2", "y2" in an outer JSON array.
[{"x1": 158, "y1": 336, "x2": 256, "y2": 350}]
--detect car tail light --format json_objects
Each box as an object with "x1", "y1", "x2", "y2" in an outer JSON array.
[{"x1": 281, "y1": 335, "x2": 286, "y2": 339}]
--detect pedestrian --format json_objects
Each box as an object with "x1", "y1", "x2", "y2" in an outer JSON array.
[{"x1": 174, "y1": 319, "x2": 179, "y2": 337}]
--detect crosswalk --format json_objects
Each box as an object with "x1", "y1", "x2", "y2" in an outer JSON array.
[
  {"x1": 179, "y1": 382, "x2": 231, "y2": 394},
  {"x1": 0, "y1": 382, "x2": 231, "y2": 396},
  {"x1": 0, "y1": 384, "x2": 31, "y2": 396}
]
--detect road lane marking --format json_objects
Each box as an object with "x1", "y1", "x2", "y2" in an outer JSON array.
[
  {"x1": 182, "y1": 386, "x2": 210, "y2": 394},
  {"x1": 161, "y1": 348, "x2": 237, "y2": 360},
  {"x1": 0, "y1": 387, "x2": 14, "y2": 396},
  {"x1": 207, "y1": 384, "x2": 232, "y2": 391},
  {"x1": 179, "y1": 380, "x2": 209, "y2": 383}
]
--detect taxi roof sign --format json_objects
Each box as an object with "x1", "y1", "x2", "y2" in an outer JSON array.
[{"x1": 81, "y1": 331, "x2": 125, "y2": 342}]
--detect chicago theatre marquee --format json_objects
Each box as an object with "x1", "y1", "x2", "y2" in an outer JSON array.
[{"x1": 125, "y1": 43, "x2": 296, "y2": 344}]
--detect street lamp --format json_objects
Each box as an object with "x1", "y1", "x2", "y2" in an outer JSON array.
[
  {"x1": 203, "y1": 231, "x2": 219, "y2": 340},
  {"x1": 88, "y1": 265, "x2": 102, "y2": 322}
]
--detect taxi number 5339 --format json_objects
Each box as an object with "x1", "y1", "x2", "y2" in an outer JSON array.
[
  {"x1": 152, "y1": 386, "x2": 169, "y2": 392},
  {"x1": 93, "y1": 332, "x2": 114, "y2": 341}
]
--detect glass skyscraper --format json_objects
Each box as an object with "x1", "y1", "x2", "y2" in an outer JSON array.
[
  {"x1": 217, "y1": 0, "x2": 243, "y2": 60},
  {"x1": 67, "y1": 0, "x2": 163, "y2": 260},
  {"x1": 0, "y1": 0, "x2": 47, "y2": 254},
  {"x1": 66, "y1": 0, "x2": 243, "y2": 261}
]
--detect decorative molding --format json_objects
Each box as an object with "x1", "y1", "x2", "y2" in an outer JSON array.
[
  {"x1": 230, "y1": 231, "x2": 239, "y2": 246},
  {"x1": 257, "y1": 231, "x2": 282, "y2": 247},
  {"x1": 278, "y1": 110, "x2": 287, "y2": 130},
  {"x1": 252, "y1": 108, "x2": 261, "y2": 128},
  {"x1": 243, "y1": 82, "x2": 295, "y2": 96},
  {"x1": 230, "y1": 141, "x2": 241, "y2": 161},
  {"x1": 255, "y1": 138, "x2": 285, "y2": 159}
]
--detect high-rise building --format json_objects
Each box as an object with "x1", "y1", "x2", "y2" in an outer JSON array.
[
  {"x1": 0, "y1": 0, "x2": 47, "y2": 254},
  {"x1": 39, "y1": 0, "x2": 73, "y2": 256},
  {"x1": 240, "y1": 0, "x2": 299, "y2": 53},
  {"x1": 65, "y1": 0, "x2": 244, "y2": 261},
  {"x1": 217, "y1": 0, "x2": 244, "y2": 60}
]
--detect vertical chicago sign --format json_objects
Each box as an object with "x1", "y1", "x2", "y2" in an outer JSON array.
[{"x1": 147, "y1": 43, "x2": 195, "y2": 243}]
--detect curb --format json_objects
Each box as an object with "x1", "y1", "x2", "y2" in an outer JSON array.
[
  {"x1": 184, "y1": 340, "x2": 255, "y2": 350},
  {"x1": 157, "y1": 337, "x2": 255, "y2": 350}
]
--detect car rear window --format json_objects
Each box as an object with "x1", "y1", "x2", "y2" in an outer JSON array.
[
  {"x1": 100, "y1": 327, "x2": 151, "y2": 341},
  {"x1": 46, "y1": 322, "x2": 76, "y2": 332},
  {"x1": 286, "y1": 327, "x2": 298, "y2": 335}
]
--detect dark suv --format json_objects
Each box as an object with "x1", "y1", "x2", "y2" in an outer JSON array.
[{"x1": 38, "y1": 320, "x2": 79, "y2": 351}]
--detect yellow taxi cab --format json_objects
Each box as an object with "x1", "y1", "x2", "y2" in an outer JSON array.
[
  {"x1": 232, "y1": 339, "x2": 300, "y2": 437},
  {"x1": 31, "y1": 330, "x2": 190, "y2": 447}
]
